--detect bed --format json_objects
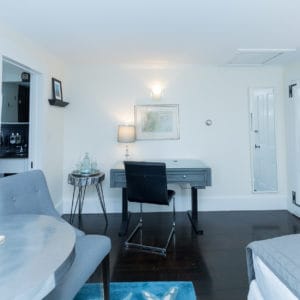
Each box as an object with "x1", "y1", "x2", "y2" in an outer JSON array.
[{"x1": 246, "y1": 234, "x2": 300, "y2": 300}]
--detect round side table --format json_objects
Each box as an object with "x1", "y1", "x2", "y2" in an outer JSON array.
[
  {"x1": 0, "y1": 214, "x2": 75, "y2": 299},
  {"x1": 68, "y1": 172, "x2": 108, "y2": 226}
]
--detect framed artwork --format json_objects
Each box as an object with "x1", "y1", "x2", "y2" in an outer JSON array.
[
  {"x1": 135, "y1": 104, "x2": 180, "y2": 140},
  {"x1": 52, "y1": 78, "x2": 63, "y2": 101}
]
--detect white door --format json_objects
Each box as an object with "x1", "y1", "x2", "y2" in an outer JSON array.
[{"x1": 249, "y1": 88, "x2": 278, "y2": 192}]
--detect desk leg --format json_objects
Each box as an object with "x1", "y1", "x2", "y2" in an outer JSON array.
[
  {"x1": 187, "y1": 187, "x2": 204, "y2": 234},
  {"x1": 118, "y1": 188, "x2": 131, "y2": 237}
]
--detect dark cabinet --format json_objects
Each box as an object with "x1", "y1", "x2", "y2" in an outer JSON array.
[
  {"x1": 18, "y1": 85, "x2": 30, "y2": 122},
  {"x1": 1, "y1": 82, "x2": 30, "y2": 123}
]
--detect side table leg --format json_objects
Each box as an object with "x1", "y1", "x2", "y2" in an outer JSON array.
[
  {"x1": 72, "y1": 186, "x2": 82, "y2": 224},
  {"x1": 69, "y1": 186, "x2": 76, "y2": 223},
  {"x1": 79, "y1": 184, "x2": 88, "y2": 218},
  {"x1": 118, "y1": 187, "x2": 131, "y2": 237},
  {"x1": 187, "y1": 187, "x2": 204, "y2": 234},
  {"x1": 96, "y1": 183, "x2": 108, "y2": 225}
]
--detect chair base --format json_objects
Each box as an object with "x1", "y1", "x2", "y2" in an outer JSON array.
[{"x1": 125, "y1": 218, "x2": 175, "y2": 257}]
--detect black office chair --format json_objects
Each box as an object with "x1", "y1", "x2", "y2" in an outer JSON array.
[{"x1": 124, "y1": 161, "x2": 176, "y2": 256}]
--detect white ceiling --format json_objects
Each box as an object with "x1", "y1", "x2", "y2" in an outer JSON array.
[{"x1": 1, "y1": 0, "x2": 300, "y2": 65}]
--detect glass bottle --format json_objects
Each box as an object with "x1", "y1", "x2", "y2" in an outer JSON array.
[
  {"x1": 10, "y1": 133, "x2": 16, "y2": 144},
  {"x1": 91, "y1": 159, "x2": 98, "y2": 171},
  {"x1": 80, "y1": 153, "x2": 91, "y2": 174},
  {"x1": 15, "y1": 133, "x2": 21, "y2": 144}
]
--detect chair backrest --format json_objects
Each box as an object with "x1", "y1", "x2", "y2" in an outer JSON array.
[
  {"x1": 124, "y1": 161, "x2": 169, "y2": 205},
  {"x1": 0, "y1": 170, "x2": 60, "y2": 217}
]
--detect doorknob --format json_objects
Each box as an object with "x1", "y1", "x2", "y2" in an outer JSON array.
[{"x1": 255, "y1": 144, "x2": 261, "y2": 149}]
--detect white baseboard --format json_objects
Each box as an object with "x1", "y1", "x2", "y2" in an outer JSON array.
[
  {"x1": 197, "y1": 194, "x2": 287, "y2": 211},
  {"x1": 62, "y1": 193, "x2": 288, "y2": 214}
]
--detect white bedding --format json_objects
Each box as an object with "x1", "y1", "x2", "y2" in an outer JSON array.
[
  {"x1": 248, "y1": 253, "x2": 297, "y2": 300},
  {"x1": 248, "y1": 280, "x2": 264, "y2": 300}
]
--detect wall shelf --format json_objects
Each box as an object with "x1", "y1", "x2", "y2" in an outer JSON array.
[{"x1": 48, "y1": 99, "x2": 69, "y2": 107}]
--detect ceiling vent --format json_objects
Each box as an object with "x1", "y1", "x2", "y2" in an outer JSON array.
[{"x1": 227, "y1": 49, "x2": 296, "y2": 66}]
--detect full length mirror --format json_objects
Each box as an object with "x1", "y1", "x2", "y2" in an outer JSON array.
[{"x1": 249, "y1": 88, "x2": 278, "y2": 192}]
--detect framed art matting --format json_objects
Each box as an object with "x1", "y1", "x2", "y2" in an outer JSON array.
[{"x1": 135, "y1": 104, "x2": 180, "y2": 140}]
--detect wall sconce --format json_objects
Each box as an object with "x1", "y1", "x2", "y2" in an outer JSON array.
[
  {"x1": 117, "y1": 125, "x2": 136, "y2": 159},
  {"x1": 151, "y1": 84, "x2": 164, "y2": 100}
]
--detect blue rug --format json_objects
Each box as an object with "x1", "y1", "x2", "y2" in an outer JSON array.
[{"x1": 74, "y1": 281, "x2": 196, "y2": 300}]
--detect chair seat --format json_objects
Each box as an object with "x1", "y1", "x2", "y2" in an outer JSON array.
[
  {"x1": 168, "y1": 190, "x2": 175, "y2": 198},
  {"x1": 167, "y1": 190, "x2": 175, "y2": 203}
]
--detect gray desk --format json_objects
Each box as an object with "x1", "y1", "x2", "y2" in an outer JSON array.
[
  {"x1": 110, "y1": 159, "x2": 211, "y2": 235},
  {"x1": 0, "y1": 214, "x2": 76, "y2": 300}
]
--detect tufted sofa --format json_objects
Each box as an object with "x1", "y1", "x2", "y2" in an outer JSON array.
[{"x1": 0, "y1": 170, "x2": 111, "y2": 300}]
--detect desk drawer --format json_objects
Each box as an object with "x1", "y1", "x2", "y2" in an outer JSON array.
[
  {"x1": 167, "y1": 170, "x2": 210, "y2": 186},
  {"x1": 110, "y1": 168, "x2": 211, "y2": 188},
  {"x1": 110, "y1": 170, "x2": 126, "y2": 187},
  {"x1": 115, "y1": 173, "x2": 126, "y2": 183}
]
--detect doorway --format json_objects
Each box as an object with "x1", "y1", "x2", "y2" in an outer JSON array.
[
  {"x1": 249, "y1": 88, "x2": 278, "y2": 192},
  {"x1": 0, "y1": 57, "x2": 39, "y2": 174}
]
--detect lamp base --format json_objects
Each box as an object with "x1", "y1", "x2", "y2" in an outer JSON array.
[{"x1": 124, "y1": 144, "x2": 130, "y2": 160}]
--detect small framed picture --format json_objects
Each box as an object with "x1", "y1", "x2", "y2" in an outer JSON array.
[{"x1": 52, "y1": 78, "x2": 63, "y2": 101}]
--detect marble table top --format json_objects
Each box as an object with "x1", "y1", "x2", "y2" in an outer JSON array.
[
  {"x1": 0, "y1": 214, "x2": 76, "y2": 300},
  {"x1": 68, "y1": 171, "x2": 105, "y2": 187}
]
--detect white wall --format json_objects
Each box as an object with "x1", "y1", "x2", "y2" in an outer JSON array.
[
  {"x1": 63, "y1": 64, "x2": 287, "y2": 213},
  {"x1": 0, "y1": 22, "x2": 67, "y2": 211},
  {"x1": 283, "y1": 62, "x2": 300, "y2": 216}
]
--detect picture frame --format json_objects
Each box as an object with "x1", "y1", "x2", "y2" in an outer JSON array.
[
  {"x1": 135, "y1": 104, "x2": 180, "y2": 140},
  {"x1": 52, "y1": 78, "x2": 63, "y2": 101}
]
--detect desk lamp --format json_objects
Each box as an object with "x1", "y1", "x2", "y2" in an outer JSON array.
[{"x1": 118, "y1": 125, "x2": 136, "y2": 159}]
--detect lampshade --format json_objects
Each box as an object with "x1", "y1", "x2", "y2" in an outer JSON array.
[{"x1": 118, "y1": 125, "x2": 136, "y2": 143}]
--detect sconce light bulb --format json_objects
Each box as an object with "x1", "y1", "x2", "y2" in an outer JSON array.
[{"x1": 151, "y1": 84, "x2": 163, "y2": 99}]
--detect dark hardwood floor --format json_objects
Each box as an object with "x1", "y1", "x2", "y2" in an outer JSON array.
[{"x1": 63, "y1": 210, "x2": 300, "y2": 300}]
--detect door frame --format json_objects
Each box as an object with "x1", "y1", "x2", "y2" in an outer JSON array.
[{"x1": 286, "y1": 80, "x2": 300, "y2": 213}]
